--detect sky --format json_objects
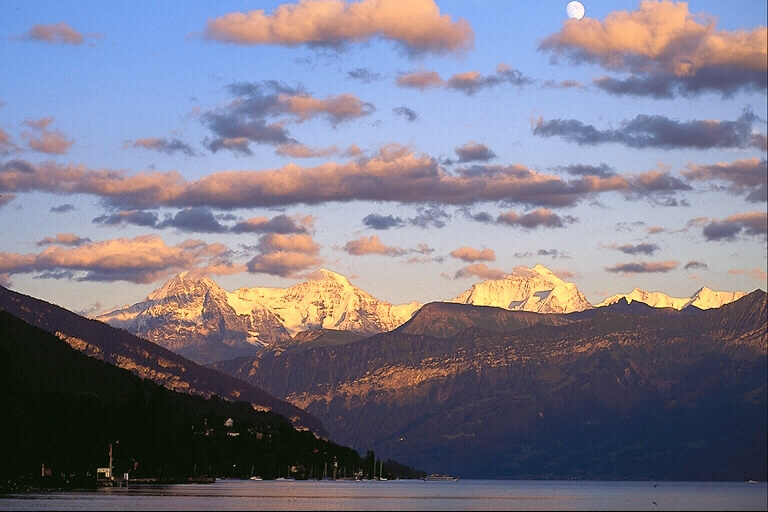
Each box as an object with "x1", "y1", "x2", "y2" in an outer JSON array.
[{"x1": 0, "y1": 0, "x2": 766, "y2": 314}]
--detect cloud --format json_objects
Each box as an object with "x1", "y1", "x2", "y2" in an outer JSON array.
[
  {"x1": 0, "y1": 128, "x2": 19, "y2": 155},
  {"x1": 343, "y1": 235, "x2": 406, "y2": 256},
  {"x1": 246, "y1": 232, "x2": 321, "y2": 277},
  {"x1": 0, "y1": 235, "x2": 232, "y2": 283},
  {"x1": 275, "y1": 143, "x2": 340, "y2": 158},
  {"x1": 347, "y1": 68, "x2": 383, "y2": 83},
  {"x1": 157, "y1": 207, "x2": 228, "y2": 233},
  {"x1": 647, "y1": 226, "x2": 665, "y2": 235},
  {"x1": 50, "y1": 203, "x2": 75, "y2": 213},
  {"x1": 497, "y1": 208, "x2": 576, "y2": 229},
  {"x1": 37, "y1": 233, "x2": 91, "y2": 247},
  {"x1": 362, "y1": 213, "x2": 405, "y2": 230},
  {"x1": 455, "y1": 141, "x2": 496, "y2": 163},
  {"x1": 202, "y1": 0, "x2": 474, "y2": 56},
  {"x1": 454, "y1": 263, "x2": 506, "y2": 281},
  {"x1": 93, "y1": 210, "x2": 160, "y2": 227},
  {"x1": 446, "y1": 64, "x2": 532, "y2": 95},
  {"x1": 539, "y1": 1, "x2": 767, "y2": 98},
  {"x1": 558, "y1": 163, "x2": 616, "y2": 178},
  {"x1": 22, "y1": 117, "x2": 74, "y2": 155},
  {"x1": 393, "y1": 106, "x2": 418, "y2": 122},
  {"x1": 537, "y1": 249, "x2": 569, "y2": 259},
  {"x1": 459, "y1": 208, "x2": 494, "y2": 224},
  {"x1": 231, "y1": 214, "x2": 313, "y2": 234},
  {"x1": 533, "y1": 109, "x2": 763, "y2": 150},
  {"x1": 127, "y1": 137, "x2": 197, "y2": 156},
  {"x1": 605, "y1": 261, "x2": 679, "y2": 274},
  {"x1": 684, "y1": 260, "x2": 708, "y2": 271},
  {"x1": 396, "y1": 70, "x2": 443, "y2": 89},
  {"x1": 202, "y1": 81, "x2": 372, "y2": 154},
  {"x1": 702, "y1": 211, "x2": 767, "y2": 241},
  {"x1": 450, "y1": 246, "x2": 495, "y2": 262},
  {"x1": 279, "y1": 93, "x2": 375, "y2": 123},
  {"x1": 397, "y1": 63, "x2": 532, "y2": 95},
  {"x1": 683, "y1": 158, "x2": 767, "y2": 203},
  {"x1": 0, "y1": 146, "x2": 694, "y2": 210},
  {"x1": 603, "y1": 242, "x2": 660, "y2": 255},
  {"x1": 542, "y1": 79, "x2": 584, "y2": 89},
  {"x1": 21, "y1": 22, "x2": 100, "y2": 45},
  {"x1": 729, "y1": 267, "x2": 768, "y2": 283},
  {"x1": 409, "y1": 204, "x2": 450, "y2": 228}
]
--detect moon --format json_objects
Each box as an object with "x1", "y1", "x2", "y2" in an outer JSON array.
[{"x1": 566, "y1": 1, "x2": 585, "y2": 20}]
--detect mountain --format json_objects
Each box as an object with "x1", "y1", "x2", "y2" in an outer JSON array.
[
  {"x1": 394, "y1": 301, "x2": 573, "y2": 338},
  {"x1": 229, "y1": 268, "x2": 420, "y2": 336},
  {"x1": 214, "y1": 291, "x2": 767, "y2": 480},
  {"x1": 96, "y1": 271, "x2": 290, "y2": 364},
  {"x1": 96, "y1": 268, "x2": 420, "y2": 364},
  {"x1": 452, "y1": 264, "x2": 592, "y2": 314},
  {"x1": 0, "y1": 284, "x2": 325, "y2": 435},
  {"x1": 291, "y1": 329, "x2": 366, "y2": 349},
  {"x1": 596, "y1": 286, "x2": 747, "y2": 310},
  {"x1": 0, "y1": 310, "x2": 361, "y2": 486}
]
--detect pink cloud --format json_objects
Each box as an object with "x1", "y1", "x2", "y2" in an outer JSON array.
[
  {"x1": 454, "y1": 263, "x2": 506, "y2": 281},
  {"x1": 450, "y1": 246, "x2": 495, "y2": 262},
  {"x1": 540, "y1": 1, "x2": 767, "y2": 97},
  {"x1": 22, "y1": 117, "x2": 74, "y2": 155},
  {"x1": 343, "y1": 235, "x2": 406, "y2": 256},
  {"x1": 23, "y1": 22, "x2": 85, "y2": 45},
  {"x1": 203, "y1": 0, "x2": 474, "y2": 56},
  {"x1": 0, "y1": 235, "x2": 233, "y2": 283},
  {"x1": 246, "y1": 232, "x2": 322, "y2": 277}
]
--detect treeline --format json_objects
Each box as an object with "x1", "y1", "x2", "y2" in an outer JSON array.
[{"x1": 0, "y1": 312, "x2": 419, "y2": 489}]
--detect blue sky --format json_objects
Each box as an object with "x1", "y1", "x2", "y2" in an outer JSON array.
[{"x1": 0, "y1": 0, "x2": 766, "y2": 313}]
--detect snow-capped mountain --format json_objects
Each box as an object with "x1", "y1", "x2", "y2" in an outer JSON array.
[
  {"x1": 228, "y1": 268, "x2": 421, "y2": 336},
  {"x1": 596, "y1": 286, "x2": 747, "y2": 310},
  {"x1": 96, "y1": 265, "x2": 748, "y2": 365},
  {"x1": 451, "y1": 264, "x2": 593, "y2": 314},
  {"x1": 96, "y1": 271, "x2": 291, "y2": 364},
  {"x1": 96, "y1": 269, "x2": 420, "y2": 364}
]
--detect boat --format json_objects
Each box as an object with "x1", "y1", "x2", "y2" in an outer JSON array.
[{"x1": 423, "y1": 473, "x2": 459, "y2": 481}]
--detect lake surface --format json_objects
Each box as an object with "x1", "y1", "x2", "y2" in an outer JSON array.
[{"x1": 1, "y1": 480, "x2": 766, "y2": 511}]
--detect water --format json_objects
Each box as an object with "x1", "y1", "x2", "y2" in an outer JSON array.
[{"x1": 1, "y1": 480, "x2": 766, "y2": 511}]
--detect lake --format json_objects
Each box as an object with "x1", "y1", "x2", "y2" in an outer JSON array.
[{"x1": 1, "y1": 480, "x2": 766, "y2": 511}]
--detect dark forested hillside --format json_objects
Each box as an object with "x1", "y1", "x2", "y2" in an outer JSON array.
[
  {"x1": 0, "y1": 285, "x2": 324, "y2": 434},
  {"x1": 0, "y1": 311, "x2": 367, "y2": 488}
]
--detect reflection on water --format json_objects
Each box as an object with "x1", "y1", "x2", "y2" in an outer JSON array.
[{"x1": 1, "y1": 480, "x2": 766, "y2": 511}]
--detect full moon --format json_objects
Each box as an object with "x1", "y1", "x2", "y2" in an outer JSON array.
[{"x1": 566, "y1": 1, "x2": 585, "y2": 20}]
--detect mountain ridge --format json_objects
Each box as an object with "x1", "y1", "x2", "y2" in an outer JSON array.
[
  {"x1": 0, "y1": 284, "x2": 326, "y2": 435},
  {"x1": 94, "y1": 264, "x2": 750, "y2": 364},
  {"x1": 213, "y1": 290, "x2": 767, "y2": 479}
]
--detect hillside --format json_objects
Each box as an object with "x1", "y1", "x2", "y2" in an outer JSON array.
[
  {"x1": 0, "y1": 311, "x2": 361, "y2": 487},
  {"x1": 215, "y1": 291, "x2": 768, "y2": 480},
  {"x1": 0, "y1": 284, "x2": 325, "y2": 434}
]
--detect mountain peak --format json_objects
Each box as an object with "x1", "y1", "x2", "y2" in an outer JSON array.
[
  {"x1": 315, "y1": 268, "x2": 353, "y2": 287},
  {"x1": 453, "y1": 264, "x2": 591, "y2": 314},
  {"x1": 531, "y1": 263, "x2": 556, "y2": 275},
  {"x1": 146, "y1": 271, "x2": 220, "y2": 301}
]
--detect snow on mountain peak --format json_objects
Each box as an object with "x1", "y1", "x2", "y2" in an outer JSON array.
[
  {"x1": 233, "y1": 270, "x2": 419, "y2": 335},
  {"x1": 452, "y1": 263, "x2": 591, "y2": 314},
  {"x1": 146, "y1": 271, "x2": 220, "y2": 301},
  {"x1": 314, "y1": 268, "x2": 353, "y2": 288},
  {"x1": 597, "y1": 286, "x2": 747, "y2": 310}
]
